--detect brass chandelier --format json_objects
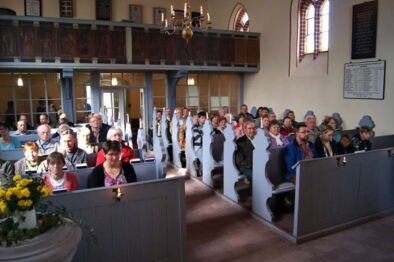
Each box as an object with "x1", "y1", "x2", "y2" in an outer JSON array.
[{"x1": 161, "y1": 0, "x2": 212, "y2": 42}]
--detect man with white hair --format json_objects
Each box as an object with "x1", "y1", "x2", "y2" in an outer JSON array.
[
  {"x1": 60, "y1": 131, "x2": 87, "y2": 170},
  {"x1": 36, "y1": 124, "x2": 59, "y2": 156},
  {"x1": 13, "y1": 120, "x2": 32, "y2": 135},
  {"x1": 86, "y1": 114, "x2": 110, "y2": 144},
  {"x1": 305, "y1": 115, "x2": 320, "y2": 144}
]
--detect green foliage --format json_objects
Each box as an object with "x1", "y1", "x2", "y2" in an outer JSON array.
[{"x1": 0, "y1": 200, "x2": 96, "y2": 247}]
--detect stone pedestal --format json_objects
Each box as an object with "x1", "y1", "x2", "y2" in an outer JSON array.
[{"x1": 0, "y1": 220, "x2": 82, "y2": 262}]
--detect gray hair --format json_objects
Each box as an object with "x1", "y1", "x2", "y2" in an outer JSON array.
[
  {"x1": 37, "y1": 124, "x2": 51, "y2": 133},
  {"x1": 106, "y1": 126, "x2": 123, "y2": 140},
  {"x1": 77, "y1": 126, "x2": 91, "y2": 136}
]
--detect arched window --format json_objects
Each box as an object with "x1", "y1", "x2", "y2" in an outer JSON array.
[
  {"x1": 298, "y1": 0, "x2": 329, "y2": 63},
  {"x1": 305, "y1": 4, "x2": 315, "y2": 54},
  {"x1": 231, "y1": 4, "x2": 250, "y2": 32},
  {"x1": 320, "y1": 0, "x2": 329, "y2": 51}
]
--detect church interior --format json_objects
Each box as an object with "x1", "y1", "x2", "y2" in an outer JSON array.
[{"x1": 0, "y1": 0, "x2": 393, "y2": 261}]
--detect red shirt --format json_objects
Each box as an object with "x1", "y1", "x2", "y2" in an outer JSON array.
[
  {"x1": 280, "y1": 126, "x2": 296, "y2": 137},
  {"x1": 42, "y1": 172, "x2": 78, "y2": 192},
  {"x1": 95, "y1": 145, "x2": 136, "y2": 166}
]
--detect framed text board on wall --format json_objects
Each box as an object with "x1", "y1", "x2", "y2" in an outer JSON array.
[{"x1": 344, "y1": 60, "x2": 385, "y2": 100}]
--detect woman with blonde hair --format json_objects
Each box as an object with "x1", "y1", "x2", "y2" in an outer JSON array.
[
  {"x1": 95, "y1": 126, "x2": 136, "y2": 166},
  {"x1": 77, "y1": 127, "x2": 99, "y2": 154}
]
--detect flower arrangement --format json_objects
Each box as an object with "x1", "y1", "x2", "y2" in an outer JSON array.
[
  {"x1": 0, "y1": 175, "x2": 56, "y2": 246},
  {"x1": 0, "y1": 175, "x2": 95, "y2": 247},
  {"x1": 0, "y1": 175, "x2": 52, "y2": 216}
]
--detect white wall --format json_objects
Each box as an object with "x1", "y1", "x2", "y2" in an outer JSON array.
[
  {"x1": 1, "y1": 0, "x2": 393, "y2": 134},
  {"x1": 208, "y1": 0, "x2": 394, "y2": 135}
]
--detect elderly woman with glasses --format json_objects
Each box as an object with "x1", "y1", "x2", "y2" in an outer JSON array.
[
  {"x1": 87, "y1": 141, "x2": 137, "y2": 188},
  {"x1": 77, "y1": 127, "x2": 99, "y2": 154},
  {"x1": 95, "y1": 126, "x2": 136, "y2": 166}
]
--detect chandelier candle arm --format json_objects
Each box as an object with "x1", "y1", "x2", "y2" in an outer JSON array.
[{"x1": 161, "y1": 0, "x2": 212, "y2": 42}]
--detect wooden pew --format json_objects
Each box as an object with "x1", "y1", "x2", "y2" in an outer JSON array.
[
  {"x1": 152, "y1": 108, "x2": 166, "y2": 178},
  {"x1": 371, "y1": 134, "x2": 394, "y2": 150},
  {"x1": 171, "y1": 113, "x2": 183, "y2": 168},
  {"x1": 27, "y1": 161, "x2": 159, "y2": 190},
  {"x1": 185, "y1": 115, "x2": 198, "y2": 176},
  {"x1": 11, "y1": 134, "x2": 38, "y2": 144},
  {"x1": 202, "y1": 119, "x2": 214, "y2": 186},
  {"x1": 292, "y1": 147, "x2": 394, "y2": 243},
  {"x1": 47, "y1": 176, "x2": 186, "y2": 262},
  {"x1": 0, "y1": 148, "x2": 24, "y2": 162},
  {"x1": 160, "y1": 109, "x2": 171, "y2": 163},
  {"x1": 202, "y1": 120, "x2": 225, "y2": 188},
  {"x1": 252, "y1": 130, "x2": 295, "y2": 221},
  {"x1": 223, "y1": 124, "x2": 242, "y2": 202}
]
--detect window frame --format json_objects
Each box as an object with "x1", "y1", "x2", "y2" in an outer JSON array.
[{"x1": 298, "y1": 0, "x2": 329, "y2": 63}]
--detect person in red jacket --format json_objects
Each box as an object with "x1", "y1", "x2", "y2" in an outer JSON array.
[
  {"x1": 42, "y1": 152, "x2": 78, "y2": 192},
  {"x1": 96, "y1": 126, "x2": 136, "y2": 166}
]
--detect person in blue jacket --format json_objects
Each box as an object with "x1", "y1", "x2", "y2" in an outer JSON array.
[{"x1": 284, "y1": 123, "x2": 318, "y2": 183}]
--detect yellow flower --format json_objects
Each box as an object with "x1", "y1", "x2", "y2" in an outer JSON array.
[
  {"x1": 5, "y1": 190, "x2": 13, "y2": 200},
  {"x1": 19, "y1": 179, "x2": 32, "y2": 187},
  {"x1": 13, "y1": 175, "x2": 22, "y2": 181},
  {"x1": 21, "y1": 188, "x2": 31, "y2": 198},
  {"x1": 0, "y1": 188, "x2": 5, "y2": 199},
  {"x1": 36, "y1": 186, "x2": 42, "y2": 191},
  {"x1": 41, "y1": 186, "x2": 52, "y2": 197},
  {"x1": 0, "y1": 201, "x2": 6, "y2": 212},
  {"x1": 18, "y1": 200, "x2": 26, "y2": 207},
  {"x1": 25, "y1": 199, "x2": 33, "y2": 207}
]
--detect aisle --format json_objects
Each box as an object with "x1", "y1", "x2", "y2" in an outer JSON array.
[{"x1": 185, "y1": 177, "x2": 394, "y2": 262}]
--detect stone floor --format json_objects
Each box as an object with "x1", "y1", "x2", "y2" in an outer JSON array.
[{"x1": 184, "y1": 176, "x2": 394, "y2": 262}]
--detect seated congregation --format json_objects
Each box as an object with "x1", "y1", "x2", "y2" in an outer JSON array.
[
  {"x1": 165, "y1": 103, "x2": 379, "y2": 223},
  {"x1": 0, "y1": 113, "x2": 142, "y2": 192}
]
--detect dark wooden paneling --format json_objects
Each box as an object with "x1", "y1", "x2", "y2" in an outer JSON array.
[
  {"x1": 131, "y1": 28, "x2": 146, "y2": 63},
  {"x1": 95, "y1": 26, "x2": 111, "y2": 62},
  {"x1": 147, "y1": 29, "x2": 162, "y2": 63},
  {"x1": 205, "y1": 35, "x2": 219, "y2": 63},
  {"x1": 57, "y1": 24, "x2": 76, "y2": 62},
  {"x1": 220, "y1": 37, "x2": 235, "y2": 64},
  {"x1": 76, "y1": 25, "x2": 94, "y2": 62},
  {"x1": 176, "y1": 35, "x2": 191, "y2": 64},
  {"x1": 0, "y1": 21, "x2": 18, "y2": 61},
  {"x1": 246, "y1": 38, "x2": 259, "y2": 64},
  {"x1": 234, "y1": 38, "x2": 246, "y2": 64},
  {"x1": 161, "y1": 34, "x2": 176, "y2": 62},
  {"x1": 38, "y1": 23, "x2": 56, "y2": 62},
  {"x1": 19, "y1": 22, "x2": 37, "y2": 61},
  {"x1": 190, "y1": 34, "x2": 205, "y2": 64},
  {"x1": 110, "y1": 27, "x2": 126, "y2": 63}
]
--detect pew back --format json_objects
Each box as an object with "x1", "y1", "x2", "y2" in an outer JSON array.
[
  {"x1": 266, "y1": 147, "x2": 287, "y2": 187},
  {"x1": 47, "y1": 177, "x2": 186, "y2": 262},
  {"x1": 0, "y1": 148, "x2": 24, "y2": 162},
  {"x1": 293, "y1": 147, "x2": 394, "y2": 242},
  {"x1": 371, "y1": 135, "x2": 394, "y2": 150},
  {"x1": 11, "y1": 134, "x2": 39, "y2": 144}
]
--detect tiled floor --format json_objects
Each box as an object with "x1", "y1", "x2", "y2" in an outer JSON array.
[{"x1": 185, "y1": 176, "x2": 394, "y2": 262}]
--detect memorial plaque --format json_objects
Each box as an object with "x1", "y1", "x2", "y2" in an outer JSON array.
[
  {"x1": 344, "y1": 60, "x2": 385, "y2": 100},
  {"x1": 351, "y1": 1, "x2": 378, "y2": 60}
]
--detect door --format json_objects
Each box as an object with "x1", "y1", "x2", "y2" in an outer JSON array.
[
  {"x1": 100, "y1": 89, "x2": 125, "y2": 130},
  {"x1": 100, "y1": 88, "x2": 145, "y2": 146}
]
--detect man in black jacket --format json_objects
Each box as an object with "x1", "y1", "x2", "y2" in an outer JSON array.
[
  {"x1": 351, "y1": 126, "x2": 372, "y2": 152},
  {"x1": 234, "y1": 119, "x2": 256, "y2": 182},
  {"x1": 86, "y1": 114, "x2": 110, "y2": 144}
]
